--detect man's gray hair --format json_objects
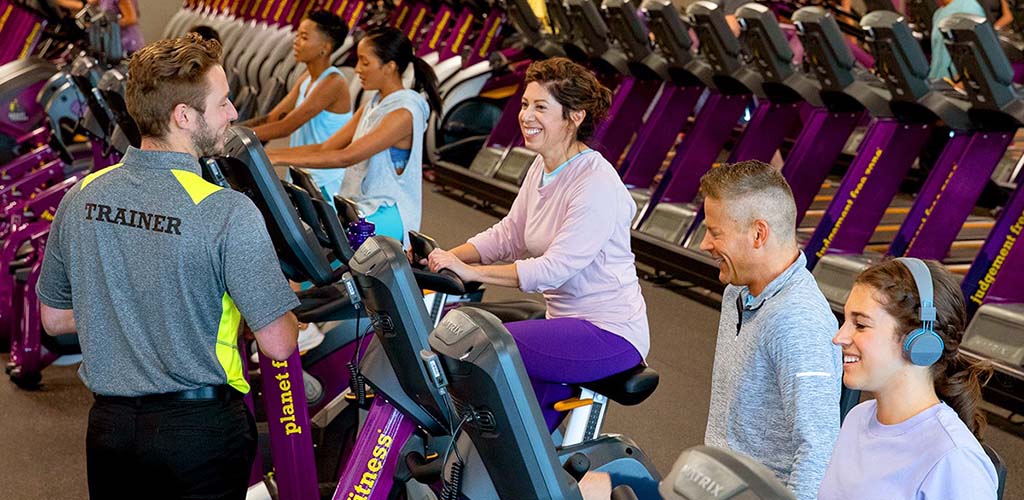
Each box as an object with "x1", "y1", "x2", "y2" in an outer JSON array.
[{"x1": 699, "y1": 160, "x2": 797, "y2": 243}]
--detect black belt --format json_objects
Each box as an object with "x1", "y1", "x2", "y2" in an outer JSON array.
[{"x1": 94, "y1": 385, "x2": 241, "y2": 404}]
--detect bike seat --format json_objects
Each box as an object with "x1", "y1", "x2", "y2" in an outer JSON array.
[
  {"x1": 464, "y1": 300, "x2": 547, "y2": 323},
  {"x1": 580, "y1": 364, "x2": 659, "y2": 406}
]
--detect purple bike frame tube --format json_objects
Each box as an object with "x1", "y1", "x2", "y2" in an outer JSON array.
[
  {"x1": 238, "y1": 337, "x2": 268, "y2": 488},
  {"x1": 5, "y1": 221, "x2": 49, "y2": 369},
  {"x1": 416, "y1": 4, "x2": 455, "y2": 57},
  {"x1": 781, "y1": 109, "x2": 863, "y2": 224},
  {"x1": 23, "y1": 256, "x2": 61, "y2": 375},
  {"x1": 331, "y1": 396, "x2": 418, "y2": 500},
  {"x1": 0, "y1": 221, "x2": 45, "y2": 342},
  {"x1": 462, "y1": 8, "x2": 504, "y2": 67},
  {"x1": 726, "y1": 100, "x2": 803, "y2": 164},
  {"x1": 891, "y1": 131, "x2": 1012, "y2": 260},
  {"x1": 590, "y1": 78, "x2": 662, "y2": 165},
  {"x1": 961, "y1": 181, "x2": 1024, "y2": 317},
  {"x1": 14, "y1": 126, "x2": 48, "y2": 147},
  {"x1": 259, "y1": 349, "x2": 320, "y2": 500},
  {"x1": 619, "y1": 84, "x2": 703, "y2": 188},
  {"x1": 802, "y1": 119, "x2": 933, "y2": 269},
  {"x1": 0, "y1": 146, "x2": 58, "y2": 183},
  {"x1": 653, "y1": 92, "x2": 751, "y2": 205}
]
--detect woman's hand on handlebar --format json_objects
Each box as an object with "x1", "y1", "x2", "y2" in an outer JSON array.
[
  {"x1": 406, "y1": 248, "x2": 428, "y2": 267},
  {"x1": 427, "y1": 248, "x2": 478, "y2": 282}
]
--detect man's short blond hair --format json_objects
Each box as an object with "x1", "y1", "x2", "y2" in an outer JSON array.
[
  {"x1": 126, "y1": 33, "x2": 222, "y2": 139},
  {"x1": 699, "y1": 160, "x2": 797, "y2": 243}
]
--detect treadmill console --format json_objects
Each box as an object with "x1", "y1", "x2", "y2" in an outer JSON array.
[
  {"x1": 686, "y1": 1, "x2": 742, "y2": 77},
  {"x1": 602, "y1": 0, "x2": 652, "y2": 63},
  {"x1": 563, "y1": 0, "x2": 614, "y2": 62},
  {"x1": 429, "y1": 307, "x2": 583, "y2": 500},
  {"x1": 502, "y1": 0, "x2": 566, "y2": 58},
  {"x1": 736, "y1": 3, "x2": 795, "y2": 84},
  {"x1": 940, "y1": 14, "x2": 1019, "y2": 115},
  {"x1": 793, "y1": 7, "x2": 856, "y2": 91},
  {"x1": 642, "y1": 0, "x2": 705, "y2": 88},
  {"x1": 861, "y1": 10, "x2": 931, "y2": 102}
]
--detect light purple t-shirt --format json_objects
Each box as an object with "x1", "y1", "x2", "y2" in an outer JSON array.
[
  {"x1": 467, "y1": 151, "x2": 650, "y2": 357},
  {"x1": 818, "y1": 400, "x2": 998, "y2": 500}
]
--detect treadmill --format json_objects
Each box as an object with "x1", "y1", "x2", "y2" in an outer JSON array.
[
  {"x1": 939, "y1": 13, "x2": 1024, "y2": 416},
  {"x1": 638, "y1": 2, "x2": 825, "y2": 250},
  {"x1": 812, "y1": 10, "x2": 1005, "y2": 312}
]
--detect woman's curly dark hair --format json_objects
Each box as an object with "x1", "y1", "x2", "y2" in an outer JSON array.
[{"x1": 524, "y1": 57, "x2": 612, "y2": 142}]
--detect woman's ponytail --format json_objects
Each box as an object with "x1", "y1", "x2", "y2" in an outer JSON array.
[
  {"x1": 935, "y1": 348, "x2": 993, "y2": 439},
  {"x1": 411, "y1": 56, "x2": 442, "y2": 115},
  {"x1": 364, "y1": 26, "x2": 443, "y2": 115}
]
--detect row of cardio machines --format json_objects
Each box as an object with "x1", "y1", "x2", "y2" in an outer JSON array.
[
  {"x1": 163, "y1": 0, "x2": 376, "y2": 123},
  {"x1": 200, "y1": 123, "x2": 800, "y2": 500},
  {"x1": 162, "y1": 0, "x2": 521, "y2": 154},
  {"x1": 0, "y1": 3, "x2": 140, "y2": 388},
  {"x1": 431, "y1": 1, "x2": 1024, "y2": 418}
]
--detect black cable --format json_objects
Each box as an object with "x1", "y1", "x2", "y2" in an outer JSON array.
[{"x1": 440, "y1": 413, "x2": 472, "y2": 500}]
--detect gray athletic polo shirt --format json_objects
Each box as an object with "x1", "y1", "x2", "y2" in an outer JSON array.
[{"x1": 37, "y1": 147, "x2": 299, "y2": 397}]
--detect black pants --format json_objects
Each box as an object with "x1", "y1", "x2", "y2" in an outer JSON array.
[{"x1": 87, "y1": 396, "x2": 257, "y2": 500}]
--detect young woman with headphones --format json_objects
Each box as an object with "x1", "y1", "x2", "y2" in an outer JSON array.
[{"x1": 819, "y1": 258, "x2": 998, "y2": 498}]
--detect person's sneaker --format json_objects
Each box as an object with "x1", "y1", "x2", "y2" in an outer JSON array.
[{"x1": 298, "y1": 323, "x2": 326, "y2": 354}]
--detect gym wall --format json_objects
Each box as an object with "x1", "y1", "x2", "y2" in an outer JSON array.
[{"x1": 137, "y1": 0, "x2": 185, "y2": 45}]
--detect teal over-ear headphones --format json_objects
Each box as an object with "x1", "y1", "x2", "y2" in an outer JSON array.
[{"x1": 895, "y1": 258, "x2": 945, "y2": 366}]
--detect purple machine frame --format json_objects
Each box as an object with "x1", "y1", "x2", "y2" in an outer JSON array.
[
  {"x1": 961, "y1": 181, "x2": 1024, "y2": 317},
  {"x1": 330, "y1": 396, "x2": 417, "y2": 500},
  {"x1": 803, "y1": 119, "x2": 933, "y2": 269}
]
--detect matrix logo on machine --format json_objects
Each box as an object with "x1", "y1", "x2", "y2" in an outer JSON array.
[
  {"x1": 7, "y1": 98, "x2": 27, "y2": 123},
  {"x1": 344, "y1": 430, "x2": 395, "y2": 500}
]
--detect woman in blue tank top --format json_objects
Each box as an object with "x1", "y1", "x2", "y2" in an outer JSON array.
[
  {"x1": 246, "y1": 10, "x2": 353, "y2": 201},
  {"x1": 266, "y1": 26, "x2": 442, "y2": 245}
]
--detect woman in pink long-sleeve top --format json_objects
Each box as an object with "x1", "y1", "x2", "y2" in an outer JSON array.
[{"x1": 427, "y1": 58, "x2": 650, "y2": 431}]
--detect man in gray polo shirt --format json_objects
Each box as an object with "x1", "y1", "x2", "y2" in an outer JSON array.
[
  {"x1": 37, "y1": 34, "x2": 298, "y2": 499},
  {"x1": 699, "y1": 161, "x2": 841, "y2": 500}
]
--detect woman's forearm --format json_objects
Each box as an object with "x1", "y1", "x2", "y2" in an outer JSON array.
[
  {"x1": 472, "y1": 263, "x2": 519, "y2": 288},
  {"x1": 451, "y1": 243, "x2": 482, "y2": 265},
  {"x1": 269, "y1": 148, "x2": 355, "y2": 169}
]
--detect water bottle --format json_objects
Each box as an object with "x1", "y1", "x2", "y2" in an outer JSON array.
[{"x1": 347, "y1": 217, "x2": 376, "y2": 251}]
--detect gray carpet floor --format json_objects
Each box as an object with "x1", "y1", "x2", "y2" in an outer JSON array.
[{"x1": 1, "y1": 183, "x2": 1021, "y2": 499}]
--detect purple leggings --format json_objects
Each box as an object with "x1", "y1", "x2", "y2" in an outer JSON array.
[{"x1": 504, "y1": 318, "x2": 642, "y2": 432}]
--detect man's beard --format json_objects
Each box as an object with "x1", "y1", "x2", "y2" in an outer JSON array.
[{"x1": 190, "y1": 113, "x2": 225, "y2": 157}]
